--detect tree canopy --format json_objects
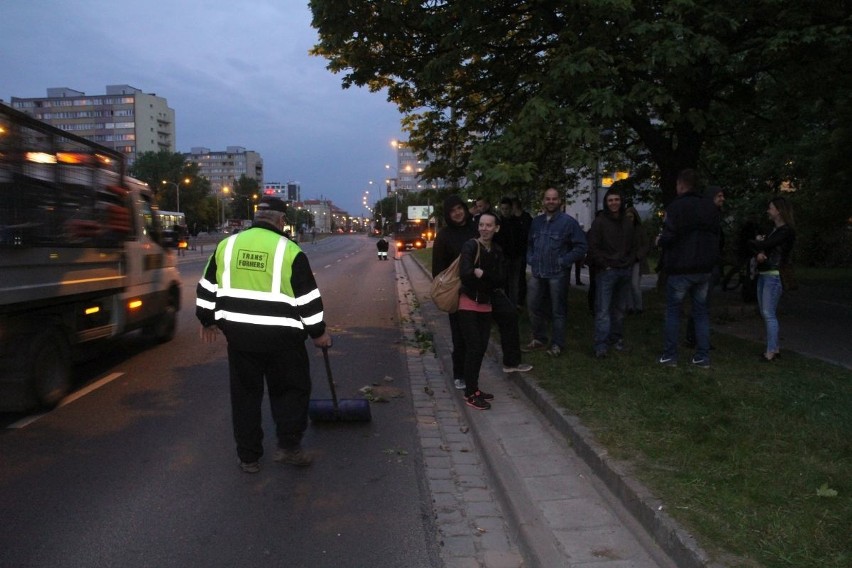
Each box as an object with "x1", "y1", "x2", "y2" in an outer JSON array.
[
  {"x1": 310, "y1": 1, "x2": 852, "y2": 207},
  {"x1": 230, "y1": 175, "x2": 261, "y2": 220},
  {"x1": 129, "y1": 151, "x2": 214, "y2": 233}
]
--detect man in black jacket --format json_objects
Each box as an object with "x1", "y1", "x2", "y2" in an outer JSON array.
[
  {"x1": 657, "y1": 169, "x2": 721, "y2": 368},
  {"x1": 197, "y1": 196, "x2": 332, "y2": 473},
  {"x1": 495, "y1": 197, "x2": 525, "y2": 307},
  {"x1": 587, "y1": 188, "x2": 637, "y2": 358}
]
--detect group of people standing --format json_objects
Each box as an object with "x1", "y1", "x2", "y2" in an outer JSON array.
[{"x1": 432, "y1": 170, "x2": 796, "y2": 410}]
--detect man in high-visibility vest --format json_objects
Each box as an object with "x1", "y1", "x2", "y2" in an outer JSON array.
[{"x1": 196, "y1": 196, "x2": 332, "y2": 473}]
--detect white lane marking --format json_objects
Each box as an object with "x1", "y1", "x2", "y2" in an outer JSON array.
[
  {"x1": 58, "y1": 372, "x2": 124, "y2": 407},
  {"x1": 6, "y1": 414, "x2": 46, "y2": 430},
  {"x1": 6, "y1": 372, "x2": 125, "y2": 429}
]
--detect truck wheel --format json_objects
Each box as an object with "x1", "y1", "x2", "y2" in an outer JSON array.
[
  {"x1": 145, "y1": 302, "x2": 177, "y2": 343},
  {"x1": 30, "y1": 330, "x2": 72, "y2": 409}
]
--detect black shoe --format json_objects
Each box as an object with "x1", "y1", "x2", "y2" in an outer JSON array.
[
  {"x1": 474, "y1": 389, "x2": 494, "y2": 400},
  {"x1": 465, "y1": 394, "x2": 491, "y2": 410}
]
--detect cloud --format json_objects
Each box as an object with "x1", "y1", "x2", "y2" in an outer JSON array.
[{"x1": 1, "y1": 0, "x2": 405, "y2": 214}]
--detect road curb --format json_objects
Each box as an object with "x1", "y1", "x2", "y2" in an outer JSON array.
[
  {"x1": 403, "y1": 254, "x2": 716, "y2": 568},
  {"x1": 504, "y1": 370, "x2": 715, "y2": 568}
]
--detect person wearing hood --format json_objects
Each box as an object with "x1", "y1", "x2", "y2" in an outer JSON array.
[
  {"x1": 433, "y1": 196, "x2": 479, "y2": 390},
  {"x1": 587, "y1": 188, "x2": 637, "y2": 358}
]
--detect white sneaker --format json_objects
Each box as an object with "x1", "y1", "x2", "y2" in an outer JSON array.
[
  {"x1": 453, "y1": 379, "x2": 466, "y2": 390},
  {"x1": 503, "y1": 363, "x2": 533, "y2": 373}
]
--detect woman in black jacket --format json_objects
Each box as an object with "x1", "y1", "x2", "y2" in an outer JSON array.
[
  {"x1": 750, "y1": 197, "x2": 796, "y2": 362},
  {"x1": 457, "y1": 212, "x2": 505, "y2": 410},
  {"x1": 432, "y1": 195, "x2": 478, "y2": 390}
]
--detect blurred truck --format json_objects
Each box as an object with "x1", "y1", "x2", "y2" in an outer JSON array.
[
  {"x1": 0, "y1": 104, "x2": 182, "y2": 411},
  {"x1": 392, "y1": 219, "x2": 427, "y2": 251}
]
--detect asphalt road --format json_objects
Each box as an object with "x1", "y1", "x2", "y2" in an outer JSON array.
[{"x1": 0, "y1": 235, "x2": 440, "y2": 568}]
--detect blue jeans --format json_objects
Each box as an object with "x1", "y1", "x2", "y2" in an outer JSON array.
[
  {"x1": 663, "y1": 273, "x2": 711, "y2": 362},
  {"x1": 594, "y1": 268, "x2": 630, "y2": 351},
  {"x1": 527, "y1": 273, "x2": 568, "y2": 349},
  {"x1": 757, "y1": 274, "x2": 783, "y2": 353}
]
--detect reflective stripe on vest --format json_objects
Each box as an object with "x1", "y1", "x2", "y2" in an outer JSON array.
[{"x1": 212, "y1": 230, "x2": 319, "y2": 328}]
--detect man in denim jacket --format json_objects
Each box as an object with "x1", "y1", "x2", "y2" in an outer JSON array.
[{"x1": 524, "y1": 188, "x2": 588, "y2": 357}]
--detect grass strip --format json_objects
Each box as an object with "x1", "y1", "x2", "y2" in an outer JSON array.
[{"x1": 412, "y1": 248, "x2": 851, "y2": 568}]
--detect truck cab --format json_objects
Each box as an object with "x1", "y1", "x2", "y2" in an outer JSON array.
[
  {"x1": 0, "y1": 105, "x2": 181, "y2": 411},
  {"x1": 393, "y1": 220, "x2": 427, "y2": 251}
]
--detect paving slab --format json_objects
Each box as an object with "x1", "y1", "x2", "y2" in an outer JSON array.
[{"x1": 395, "y1": 255, "x2": 687, "y2": 568}]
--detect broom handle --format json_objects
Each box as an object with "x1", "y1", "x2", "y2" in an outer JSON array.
[{"x1": 322, "y1": 347, "x2": 340, "y2": 409}]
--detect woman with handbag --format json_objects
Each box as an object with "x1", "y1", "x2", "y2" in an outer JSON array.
[
  {"x1": 457, "y1": 212, "x2": 506, "y2": 410},
  {"x1": 749, "y1": 197, "x2": 796, "y2": 362},
  {"x1": 432, "y1": 195, "x2": 478, "y2": 390}
]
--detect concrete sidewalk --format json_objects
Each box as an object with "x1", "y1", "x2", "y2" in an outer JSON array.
[{"x1": 396, "y1": 255, "x2": 706, "y2": 568}]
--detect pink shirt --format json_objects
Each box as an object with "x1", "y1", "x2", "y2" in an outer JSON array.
[{"x1": 458, "y1": 292, "x2": 492, "y2": 313}]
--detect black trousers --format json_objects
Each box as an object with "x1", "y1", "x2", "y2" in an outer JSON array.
[
  {"x1": 227, "y1": 343, "x2": 311, "y2": 463},
  {"x1": 490, "y1": 290, "x2": 522, "y2": 367},
  {"x1": 457, "y1": 309, "x2": 492, "y2": 396},
  {"x1": 450, "y1": 292, "x2": 523, "y2": 382},
  {"x1": 448, "y1": 312, "x2": 466, "y2": 381}
]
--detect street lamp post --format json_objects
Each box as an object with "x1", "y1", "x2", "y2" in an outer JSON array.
[
  {"x1": 161, "y1": 178, "x2": 190, "y2": 212},
  {"x1": 220, "y1": 186, "x2": 230, "y2": 229},
  {"x1": 385, "y1": 165, "x2": 400, "y2": 227},
  {"x1": 362, "y1": 190, "x2": 371, "y2": 230}
]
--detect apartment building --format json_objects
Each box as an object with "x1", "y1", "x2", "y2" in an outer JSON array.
[
  {"x1": 390, "y1": 140, "x2": 448, "y2": 193},
  {"x1": 302, "y1": 199, "x2": 332, "y2": 233},
  {"x1": 184, "y1": 146, "x2": 264, "y2": 192},
  {"x1": 262, "y1": 181, "x2": 301, "y2": 202},
  {"x1": 10, "y1": 85, "x2": 175, "y2": 164}
]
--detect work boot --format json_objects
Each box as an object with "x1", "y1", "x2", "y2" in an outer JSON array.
[{"x1": 274, "y1": 447, "x2": 313, "y2": 467}]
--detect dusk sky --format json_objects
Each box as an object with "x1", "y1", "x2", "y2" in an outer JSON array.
[{"x1": 1, "y1": 0, "x2": 407, "y2": 216}]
